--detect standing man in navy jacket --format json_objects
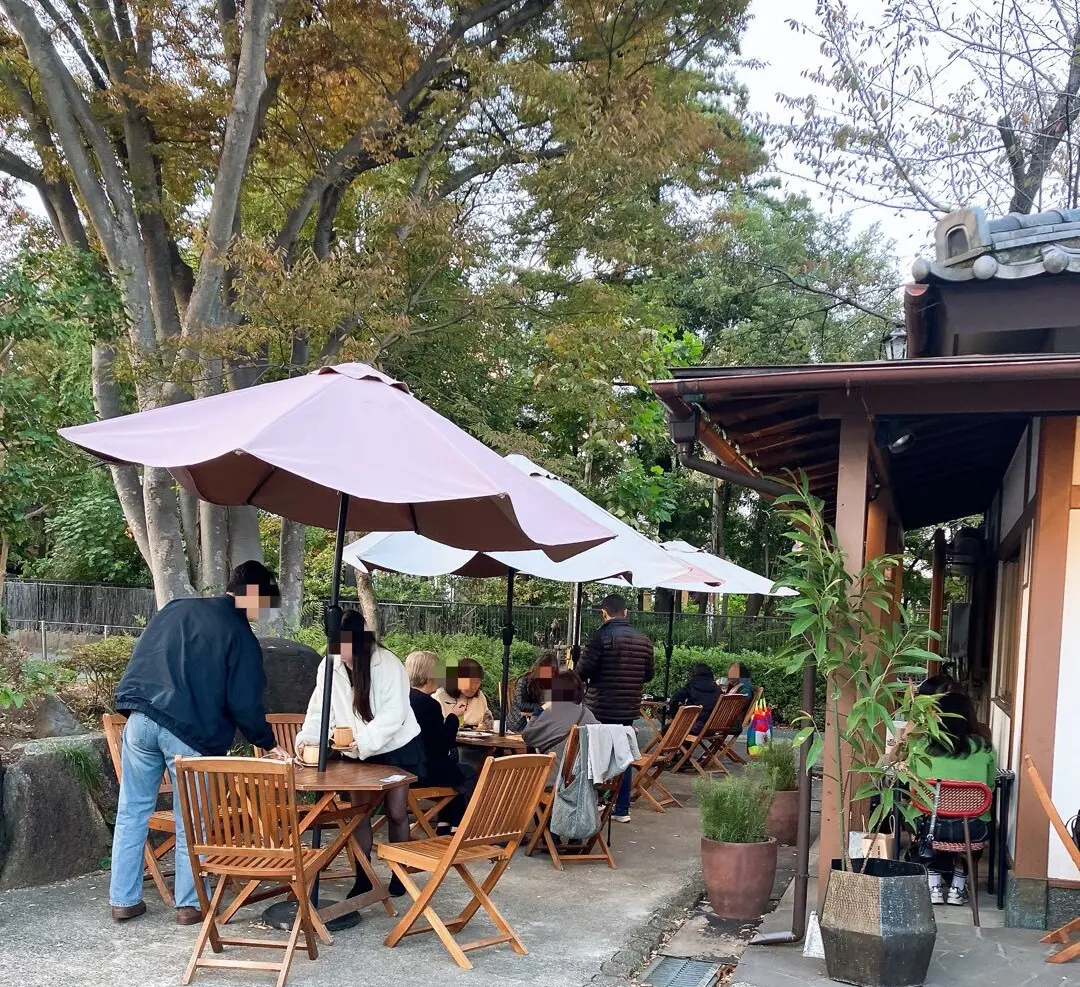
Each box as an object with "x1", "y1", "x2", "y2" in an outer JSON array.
[{"x1": 109, "y1": 561, "x2": 289, "y2": 926}]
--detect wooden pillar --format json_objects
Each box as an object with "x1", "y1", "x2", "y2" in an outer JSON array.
[
  {"x1": 927, "y1": 528, "x2": 947, "y2": 668},
  {"x1": 1013, "y1": 417, "x2": 1073, "y2": 886},
  {"x1": 818, "y1": 411, "x2": 872, "y2": 903}
]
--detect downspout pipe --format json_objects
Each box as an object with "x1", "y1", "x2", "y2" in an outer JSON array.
[{"x1": 670, "y1": 418, "x2": 811, "y2": 945}]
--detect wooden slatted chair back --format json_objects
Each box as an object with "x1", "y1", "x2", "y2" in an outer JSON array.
[
  {"x1": 560, "y1": 726, "x2": 581, "y2": 786},
  {"x1": 657, "y1": 704, "x2": 701, "y2": 759},
  {"x1": 254, "y1": 713, "x2": 306, "y2": 757},
  {"x1": 454, "y1": 753, "x2": 554, "y2": 850},
  {"x1": 711, "y1": 694, "x2": 751, "y2": 736},
  {"x1": 102, "y1": 712, "x2": 172, "y2": 794},
  {"x1": 175, "y1": 757, "x2": 301, "y2": 867}
]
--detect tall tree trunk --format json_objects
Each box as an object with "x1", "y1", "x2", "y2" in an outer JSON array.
[
  {"x1": 143, "y1": 468, "x2": 195, "y2": 602},
  {"x1": 199, "y1": 503, "x2": 229, "y2": 593},
  {"x1": 276, "y1": 519, "x2": 306, "y2": 631},
  {"x1": 356, "y1": 570, "x2": 380, "y2": 636},
  {"x1": 227, "y1": 506, "x2": 263, "y2": 569},
  {"x1": 178, "y1": 489, "x2": 200, "y2": 587}
]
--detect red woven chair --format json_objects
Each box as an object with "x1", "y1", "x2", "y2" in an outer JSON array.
[{"x1": 912, "y1": 780, "x2": 993, "y2": 927}]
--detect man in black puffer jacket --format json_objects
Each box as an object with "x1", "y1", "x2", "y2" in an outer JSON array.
[{"x1": 577, "y1": 593, "x2": 654, "y2": 822}]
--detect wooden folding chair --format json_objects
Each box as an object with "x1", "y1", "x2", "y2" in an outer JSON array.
[
  {"x1": 226, "y1": 713, "x2": 359, "y2": 923},
  {"x1": 252, "y1": 714, "x2": 305, "y2": 759},
  {"x1": 102, "y1": 713, "x2": 177, "y2": 906},
  {"x1": 629, "y1": 705, "x2": 700, "y2": 813},
  {"x1": 175, "y1": 757, "x2": 340, "y2": 987},
  {"x1": 1024, "y1": 754, "x2": 1080, "y2": 964},
  {"x1": 378, "y1": 753, "x2": 554, "y2": 969},
  {"x1": 373, "y1": 785, "x2": 460, "y2": 839},
  {"x1": 672, "y1": 694, "x2": 750, "y2": 777},
  {"x1": 524, "y1": 726, "x2": 621, "y2": 869}
]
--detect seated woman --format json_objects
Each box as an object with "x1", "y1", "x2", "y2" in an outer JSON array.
[
  {"x1": 434, "y1": 657, "x2": 494, "y2": 730},
  {"x1": 909, "y1": 691, "x2": 996, "y2": 907},
  {"x1": 405, "y1": 649, "x2": 477, "y2": 833},
  {"x1": 522, "y1": 669, "x2": 598, "y2": 783},
  {"x1": 668, "y1": 662, "x2": 719, "y2": 732},
  {"x1": 505, "y1": 651, "x2": 560, "y2": 732},
  {"x1": 295, "y1": 610, "x2": 422, "y2": 897},
  {"x1": 721, "y1": 662, "x2": 754, "y2": 697}
]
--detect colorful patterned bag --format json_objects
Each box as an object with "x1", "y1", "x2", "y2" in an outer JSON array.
[{"x1": 746, "y1": 695, "x2": 773, "y2": 757}]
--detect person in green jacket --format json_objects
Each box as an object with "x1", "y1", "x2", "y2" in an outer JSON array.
[{"x1": 910, "y1": 691, "x2": 996, "y2": 907}]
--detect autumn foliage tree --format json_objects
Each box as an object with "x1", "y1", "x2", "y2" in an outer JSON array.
[{"x1": 0, "y1": 0, "x2": 761, "y2": 608}]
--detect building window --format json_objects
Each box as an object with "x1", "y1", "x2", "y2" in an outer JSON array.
[
  {"x1": 993, "y1": 552, "x2": 1022, "y2": 709},
  {"x1": 946, "y1": 226, "x2": 970, "y2": 258}
]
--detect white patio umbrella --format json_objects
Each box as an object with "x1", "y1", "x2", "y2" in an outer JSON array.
[{"x1": 344, "y1": 455, "x2": 720, "y2": 730}]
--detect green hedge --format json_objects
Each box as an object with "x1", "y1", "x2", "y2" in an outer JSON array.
[
  {"x1": 377, "y1": 632, "x2": 821, "y2": 726},
  {"x1": 646, "y1": 645, "x2": 824, "y2": 727}
]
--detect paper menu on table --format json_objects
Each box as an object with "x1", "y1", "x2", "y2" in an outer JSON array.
[{"x1": 381, "y1": 774, "x2": 408, "y2": 783}]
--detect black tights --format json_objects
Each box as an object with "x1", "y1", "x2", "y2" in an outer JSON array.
[{"x1": 352, "y1": 787, "x2": 410, "y2": 860}]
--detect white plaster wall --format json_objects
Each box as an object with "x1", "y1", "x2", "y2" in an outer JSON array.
[
  {"x1": 1008, "y1": 525, "x2": 1033, "y2": 857},
  {"x1": 1050, "y1": 478, "x2": 1080, "y2": 880}
]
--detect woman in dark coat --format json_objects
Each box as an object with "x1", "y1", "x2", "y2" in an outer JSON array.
[{"x1": 668, "y1": 662, "x2": 720, "y2": 732}]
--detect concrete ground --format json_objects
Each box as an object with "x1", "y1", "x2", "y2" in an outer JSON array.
[
  {"x1": 729, "y1": 842, "x2": 1068, "y2": 987},
  {"x1": 0, "y1": 772, "x2": 705, "y2": 987}
]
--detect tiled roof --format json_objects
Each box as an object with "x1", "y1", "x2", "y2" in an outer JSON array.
[{"x1": 911, "y1": 206, "x2": 1080, "y2": 282}]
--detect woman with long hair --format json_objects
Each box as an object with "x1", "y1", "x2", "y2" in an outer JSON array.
[
  {"x1": 505, "y1": 650, "x2": 560, "y2": 732},
  {"x1": 295, "y1": 610, "x2": 423, "y2": 897}
]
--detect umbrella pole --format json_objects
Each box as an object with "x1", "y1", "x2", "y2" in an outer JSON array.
[
  {"x1": 569, "y1": 581, "x2": 584, "y2": 666},
  {"x1": 312, "y1": 491, "x2": 351, "y2": 906},
  {"x1": 499, "y1": 569, "x2": 516, "y2": 737},
  {"x1": 660, "y1": 602, "x2": 675, "y2": 732}
]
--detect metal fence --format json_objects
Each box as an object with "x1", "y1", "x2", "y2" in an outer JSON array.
[
  {"x1": 2, "y1": 578, "x2": 155, "y2": 632},
  {"x1": 1, "y1": 578, "x2": 793, "y2": 656},
  {"x1": 370, "y1": 600, "x2": 792, "y2": 653}
]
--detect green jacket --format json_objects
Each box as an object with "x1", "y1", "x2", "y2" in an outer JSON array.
[{"x1": 912, "y1": 738, "x2": 997, "y2": 821}]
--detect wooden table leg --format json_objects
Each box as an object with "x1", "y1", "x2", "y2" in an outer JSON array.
[{"x1": 316, "y1": 795, "x2": 397, "y2": 924}]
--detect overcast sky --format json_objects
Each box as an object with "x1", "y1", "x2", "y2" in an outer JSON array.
[{"x1": 737, "y1": 0, "x2": 933, "y2": 277}]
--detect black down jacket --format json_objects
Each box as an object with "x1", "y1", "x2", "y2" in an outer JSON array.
[
  {"x1": 668, "y1": 671, "x2": 719, "y2": 732},
  {"x1": 577, "y1": 618, "x2": 655, "y2": 725}
]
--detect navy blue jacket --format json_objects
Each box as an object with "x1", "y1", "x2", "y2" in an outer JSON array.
[{"x1": 115, "y1": 596, "x2": 276, "y2": 755}]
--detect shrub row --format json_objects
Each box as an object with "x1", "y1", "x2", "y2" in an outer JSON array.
[{"x1": 58, "y1": 629, "x2": 823, "y2": 727}]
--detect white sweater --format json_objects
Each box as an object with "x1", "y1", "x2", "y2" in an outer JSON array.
[{"x1": 295, "y1": 646, "x2": 420, "y2": 760}]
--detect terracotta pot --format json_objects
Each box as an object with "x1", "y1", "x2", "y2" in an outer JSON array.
[
  {"x1": 820, "y1": 858, "x2": 936, "y2": 987},
  {"x1": 700, "y1": 836, "x2": 777, "y2": 920},
  {"x1": 766, "y1": 789, "x2": 799, "y2": 845}
]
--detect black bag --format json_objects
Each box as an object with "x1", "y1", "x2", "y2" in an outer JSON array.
[{"x1": 1069, "y1": 811, "x2": 1080, "y2": 851}]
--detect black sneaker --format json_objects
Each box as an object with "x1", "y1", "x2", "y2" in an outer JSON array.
[
  {"x1": 388, "y1": 874, "x2": 407, "y2": 898},
  {"x1": 347, "y1": 871, "x2": 373, "y2": 898}
]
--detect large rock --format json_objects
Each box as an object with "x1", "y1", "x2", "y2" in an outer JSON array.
[
  {"x1": 33, "y1": 695, "x2": 85, "y2": 738},
  {"x1": 0, "y1": 734, "x2": 113, "y2": 890},
  {"x1": 259, "y1": 637, "x2": 322, "y2": 714}
]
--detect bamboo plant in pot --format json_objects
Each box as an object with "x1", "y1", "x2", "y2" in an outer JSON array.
[
  {"x1": 761, "y1": 740, "x2": 800, "y2": 846},
  {"x1": 773, "y1": 476, "x2": 949, "y2": 987},
  {"x1": 694, "y1": 769, "x2": 777, "y2": 921}
]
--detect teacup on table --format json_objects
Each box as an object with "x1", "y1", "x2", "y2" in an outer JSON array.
[
  {"x1": 298, "y1": 745, "x2": 320, "y2": 766},
  {"x1": 332, "y1": 726, "x2": 354, "y2": 749}
]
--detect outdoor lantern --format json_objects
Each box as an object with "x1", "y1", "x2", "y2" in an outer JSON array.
[{"x1": 883, "y1": 327, "x2": 908, "y2": 361}]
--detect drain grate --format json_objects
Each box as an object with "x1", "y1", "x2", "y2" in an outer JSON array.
[{"x1": 640, "y1": 957, "x2": 722, "y2": 987}]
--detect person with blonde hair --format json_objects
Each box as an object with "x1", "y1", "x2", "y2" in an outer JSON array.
[{"x1": 406, "y1": 650, "x2": 476, "y2": 832}]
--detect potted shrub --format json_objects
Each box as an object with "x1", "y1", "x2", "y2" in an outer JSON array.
[
  {"x1": 773, "y1": 477, "x2": 948, "y2": 987},
  {"x1": 760, "y1": 739, "x2": 799, "y2": 845},
  {"x1": 694, "y1": 769, "x2": 777, "y2": 920}
]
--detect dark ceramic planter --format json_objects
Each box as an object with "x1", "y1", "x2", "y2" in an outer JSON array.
[
  {"x1": 766, "y1": 789, "x2": 799, "y2": 845},
  {"x1": 700, "y1": 837, "x2": 777, "y2": 920},
  {"x1": 820, "y1": 858, "x2": 936, "y2": 987}
]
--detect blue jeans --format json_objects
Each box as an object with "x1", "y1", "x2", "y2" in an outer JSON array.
[
  {"x1": 615, "y1": 767, "x2": 634, "y2": 816},
  {"x1": 109, "y1": 712, "x2": 200, "y2": 909}
]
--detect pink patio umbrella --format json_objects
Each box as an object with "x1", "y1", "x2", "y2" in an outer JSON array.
[{"x1": 59, "y1": 363, "x2": 614, "y2": 769}]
